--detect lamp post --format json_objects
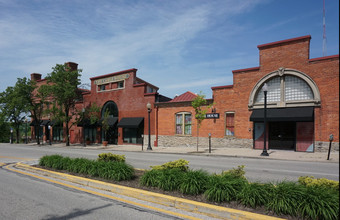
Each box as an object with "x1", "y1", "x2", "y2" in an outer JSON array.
[
  {"x1": 261, "y1": 83, "x2": 269, "y2": 156},
  {"x1": 10, "y1": 128, "x2": 13, "y2": 144},
  {"x1": 82, "y1": 108, "x2": 86, "y2": 147},
  {"x1": 25, "y1": 118, "x2": 28, "y2": 144},
  {"x1": 146, "y1": 102, "x2": 152, "y2": 150},
  {"x1": 48, "y1": 125, "x2": 52, "y2": 145}
]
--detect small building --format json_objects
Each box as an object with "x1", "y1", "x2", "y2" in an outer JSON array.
[{"x1": 155, "y1": 35, "x2": 339, "y2": 152}]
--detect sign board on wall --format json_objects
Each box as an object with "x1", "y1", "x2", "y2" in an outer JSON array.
[
  {"x1": 94, "y1": 74, "x2": 130, "y2": 85},
  {"x1": 205, "y1": 113, "x2": 220, "y2": 119}
]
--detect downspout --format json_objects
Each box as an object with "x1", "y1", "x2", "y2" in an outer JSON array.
[{"x1": 154, "y1": 106, "x2": 159, "y2": 147}]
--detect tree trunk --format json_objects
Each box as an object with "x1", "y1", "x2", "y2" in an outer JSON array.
[{"x1": 65, "y1": 109, "x2": 70, "y2": 146}]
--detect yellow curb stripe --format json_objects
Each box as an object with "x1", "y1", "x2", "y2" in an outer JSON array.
[
  {"x1": 0, "y1": 162, "x2": 6, "y2": 166},
  {"x1": 0, "y1": 156, "x2": 32, "y2": 160},
  {"x1": 5, "y1": 164, "x2": 201, "y2": 220},
  {"x1": 15, "y1": 163, "x2": 285, "y2": 220}
]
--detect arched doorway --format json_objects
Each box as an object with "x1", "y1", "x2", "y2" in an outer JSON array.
[
  {"x1": 249, "y1": 68, "x2": 320, "y2": 152},
  {"x1": 101, "y1": 101, "x2": 119, "y2": 144}
]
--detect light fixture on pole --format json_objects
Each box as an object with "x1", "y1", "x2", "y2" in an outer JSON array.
[
  {"x1": 146, "y1": 102, "x2": 152, "y2": 150},
  {"x1": 82, "y1": 108, "x2": 86, "y2": 147},
  {"x1": 10, "y1": 128, "x2": 13, "y2": 144},
  {"x1": 48, "y1": 125, "x2": 52, "y2": 145},
  {"x1": 25, "y1": 118, "x2": 28, "y2": 144},
  {"x1": 261, "y1": 83, "x2": 269, "y2": 156}
]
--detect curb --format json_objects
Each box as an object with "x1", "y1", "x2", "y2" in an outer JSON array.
[{"x1": 15, "y1": 162, "x2": 284, "y2": 220}]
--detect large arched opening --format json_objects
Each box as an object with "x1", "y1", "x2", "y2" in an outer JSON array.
[
  {"x1": 249, "y1": 68, "x2": 321, "y2": 152},
  {"x1": 101, "y1": 101, "x2": 119, "y2": 144}
]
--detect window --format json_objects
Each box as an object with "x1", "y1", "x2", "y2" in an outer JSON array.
[
  {"x1": 176, "y1": 112, "x2": 192, "y2": 135},
  {"x1": 85, "y1": 127, "x2": 97, "y2": 142},
  {"x1": 225, "y1": 113, "x2": 235, "y2": 136},
  {"x1": 118, "y1": 81, "x2": 124, "y2": 88},
  {"x1": 53, "y1": 125, "x2": 63, "y2": 141}
]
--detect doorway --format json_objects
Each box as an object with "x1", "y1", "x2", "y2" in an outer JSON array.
[{"x1": 269, "y1": 122, "x2": 295, "y2": 150}]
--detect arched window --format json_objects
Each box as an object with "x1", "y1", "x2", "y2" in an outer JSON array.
[
  {"x1": 249, "y1": 68, "x2": 320, "y2": 109},
  {"x1": 101, "y1": 101, "x2": 118, "y2": 118}
]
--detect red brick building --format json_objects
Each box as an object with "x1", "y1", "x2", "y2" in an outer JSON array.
[
  {"x1": 156, "y1": 35, "x2": 339, "y2": 152},
  {"x1": 30, "y1": 35, "x2": 339, "y2": 152}
]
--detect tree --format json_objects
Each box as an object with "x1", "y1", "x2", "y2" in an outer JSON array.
[
  {"x1": 0, "y1": 113, "x2": 10, "y2": 142},
  {"x1": 45, "y1": 63, "x2": 82, "y2": 146},
  {"x1": 191, "y1": 92, "x2": 213, "y2": 151},
  {"x1": 0, "y1": 78, "x2": 34, "y2": 143}
]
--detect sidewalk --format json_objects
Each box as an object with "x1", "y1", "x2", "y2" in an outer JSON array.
[{"x1": 36, "y1": 142, "x2": 339, "y2": 163}]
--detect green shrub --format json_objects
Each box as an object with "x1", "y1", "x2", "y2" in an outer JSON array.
[
  {"x1": 157, "y1": 168, "x2": 185, "y2": 191},
  {"x1": 140, "y1": 169, "x2": 163, "y2": 187},
  {"x1": 237, "y1": 182, "x2": 274, "y2": 208},
  {"x1": 266, "y1": 181, "x2": 306, "y2": 216},
  {"x1": 150, "y1": 159, "x2": 189, "y2": 171},
  {"x1": 221, "y1": 165, "x2": 246, "y2": 179},
  {"x1": 298, "y1": 176, "x2": 339, "y2": 192},
  {"x1": 97, "y1": 161, "x2": 134, "y2": 181},
  {"x1": 180, "y1": 170, "x2": 209, "y2": 195},
  {"x1": 97, "y1": 153, "x2": 126, "y2": 163},
  {"x1": 298, "y1": 185, "x2": 339, "y2": 220},
  {"x1": 39, "y1": 154, "x2": 63, "y2": 168},
  {"x1": 204, "y1": 175, "x2": 239, "y2": 203}
]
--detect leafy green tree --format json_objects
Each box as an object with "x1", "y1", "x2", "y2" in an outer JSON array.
[
  {"x1": 0, "y1": 78, "x2": 34, "y2": 143},
  {"x1": 45, "y1": 63, "x2": 82, "y2": 146},
  {"x1": 0, "y1": 113, "x2": 10, "y2": 142},
  {"x1": 191, "y1": 92, "x2": 213, "y2": 151}
]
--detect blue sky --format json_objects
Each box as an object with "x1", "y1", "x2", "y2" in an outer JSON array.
[{"x1": 0, "y1": 0, "x2": 339, "y2": 99}]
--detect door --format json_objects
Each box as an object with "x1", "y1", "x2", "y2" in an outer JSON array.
[{"x1": 269, "y1": 122, "x2": 295, "y2": 150}]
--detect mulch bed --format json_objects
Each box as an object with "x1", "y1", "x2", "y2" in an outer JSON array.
[{"x1": 34, "y1": 165, "x2": 296, "y2": 219}]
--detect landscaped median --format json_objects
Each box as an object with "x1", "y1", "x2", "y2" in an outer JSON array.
[{"x1": 16, "y1": 154, "x2": 339, "y2": 220}]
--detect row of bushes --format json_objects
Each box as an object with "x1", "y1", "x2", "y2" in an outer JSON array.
[
  {"x1": 141, "y1": 160, "x2": 339, "y2": 220},
  {"x1": 39, "y1": 154, "x2": 134, "y2": 181},
  {"x1": 39, "y1": 155, "x2": 339, "y2": 220}
]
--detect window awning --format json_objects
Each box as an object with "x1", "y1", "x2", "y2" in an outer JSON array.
[
  {"x1": 250, "y1": 107, "x2": 314, "y2": 122},
  {"x1": 100, "y1": 117, "x2": 118, "y2": 127},
  {"x1": 117, "y1": 117, "x2": 144, "y2": 128}
]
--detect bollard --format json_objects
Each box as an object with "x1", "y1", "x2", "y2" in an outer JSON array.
[
  {"x1": 327, "y1": 134, "x2": 333, "y2": 160},
  {"x1": 208, "y1": 133, "x2": 211, "y2": 153}
]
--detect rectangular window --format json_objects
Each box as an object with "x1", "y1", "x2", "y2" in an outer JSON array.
[
  {"x1": 85, "y1": 127, "x2": 97, "y2": 142},
  {"x1": 175, "y1": 113, "x2": 192, "y2": 135},
  {"x1": 226, "y1": 113, "x2": 235, "y2": 136},
  {"x1": 118, "y1": 81, "x2": 124, "y2": 88}
]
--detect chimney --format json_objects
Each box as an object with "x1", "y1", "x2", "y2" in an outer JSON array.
[
  {"x1": 31, "y1": 73, "x2": 42, "y2": 81},
  {"x1": 65, "y1": 62, "x2": 78, "y2": 71}
]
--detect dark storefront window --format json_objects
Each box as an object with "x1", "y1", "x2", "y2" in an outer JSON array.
[
  {"x1": 123, "y1": 126, "x2": 143, "y2": 144},
  {"x1": 85, "y1": 127, "x2": 97, "y2": 142},
  {"x1": 53, "y1": 126, "x2": 63, "y2": 141}
]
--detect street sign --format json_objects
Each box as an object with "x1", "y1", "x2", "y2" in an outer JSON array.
[{"x1": 206, "y1": 113, "x2": 219, "y2": 119}]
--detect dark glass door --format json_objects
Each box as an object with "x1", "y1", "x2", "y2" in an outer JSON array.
[{"x1": 269, "y1": 122, "x2": 295, "y2": 150}]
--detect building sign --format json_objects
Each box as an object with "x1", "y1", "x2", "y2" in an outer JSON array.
[
  {"x1": 94, "y1": 74, "x2": 130, "y2": 85},
  {"x1": 206, "y1": 113, "x2": 220, "y2": 119}
]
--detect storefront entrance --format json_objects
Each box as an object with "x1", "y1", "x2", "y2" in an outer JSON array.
[{"x1": 269, "y1": 122, "x2": 295, "y2": 150}]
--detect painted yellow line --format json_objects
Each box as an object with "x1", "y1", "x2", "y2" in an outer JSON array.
[
  {"x1": 0, "y1": 155, "x2": 32, "y2": 160},
  {"x1": 0, "y1": 162, "x2": 6, "y2": 166},
  {"x1": 5, "y1": 164, "x2": 201, "y2": 220}
]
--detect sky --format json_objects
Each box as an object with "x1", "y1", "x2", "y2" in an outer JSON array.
[{"x1": 0, "y1": 0, "x2": 339, "y2": 99}]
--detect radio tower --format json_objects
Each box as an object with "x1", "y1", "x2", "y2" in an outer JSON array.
[{"x1": 323, "y1": 0, "x2": 327, "y2": 56}]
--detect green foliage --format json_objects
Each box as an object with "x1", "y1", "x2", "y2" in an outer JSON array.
[
  {"x1": 38, "y1": 155, "x2": 134, "y2": 181},
  {"x1": 265, "y1": 181, "x2": 306, "y2": 216},
  {"x1": 140, "y1": 169, "x2": 163, "y2": 187},
  {"x1": 298, "y1": 176, "x2": 339, "y2": 191},
  {"x1": 180, "y1": 170, "x2": 209, "y2": 195},
  {"x1": 204, "y1": 175, "x2": 239, "y2": 203},
  {"x1": 222, "y1": 165, "x2": 246, "y2": 179},
  {"x1": 298, "y1": 186, "x2": 339, "y2": 220},
  {"x1": 157, "y1": 168, "x2": 185, "y2": 191},
  {"x1": 97, "y1": 153, "x2": 126, "y2": 163},
  {"x1": 150, "y1": 159, "x2": 189, "y2": 171},
  {"x1": 237, "y1": 182, "x2": 274, "y2": 208}
]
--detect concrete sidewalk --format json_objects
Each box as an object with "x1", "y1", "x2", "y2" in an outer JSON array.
[{"x1": 37, "y1": 142, "x2": 339, "y2": 163}]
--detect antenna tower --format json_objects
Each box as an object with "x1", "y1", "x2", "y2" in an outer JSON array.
[{"x1": 323, "y1": 0, "x2": 327, "y2": 56}]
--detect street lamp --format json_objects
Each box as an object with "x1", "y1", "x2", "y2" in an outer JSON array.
[
  {"x1": 261, "y1": 83, "x2": 269, "y2": 156},
  {"x1": 146, "y1": 102, "x2": 152, "y2": 150},
  {"x1": 25, "y1": 118, "x2": 28, "y2": 144},
  {"x1": 82, "y1": 108, "x2": 86, "y2": 147},
  {"x1": 10, "y1": 128, "x2": 13, "y2": 144},
  {"x1": 48, "y1": 125, "x2": 52, "y2": 145}
]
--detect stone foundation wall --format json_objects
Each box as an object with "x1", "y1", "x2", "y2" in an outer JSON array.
[{"x1": 146, "y1": 135, "x2": 339, "y2": 152}]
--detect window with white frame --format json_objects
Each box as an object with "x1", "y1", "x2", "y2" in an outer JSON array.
[{"x1": 175, "y1": 112, "x2": 192, "y2": 135}]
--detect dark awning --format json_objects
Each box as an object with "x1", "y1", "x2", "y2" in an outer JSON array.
[
  {"x1": 29, "y1": 120, "x2": 51, "y2": 126},
  {"x1": 117, "y1": 117, "x2": 144, "y2": 128},
  {"x1": 250, "y1": 107, "x2": 314, "y2": 122}
]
